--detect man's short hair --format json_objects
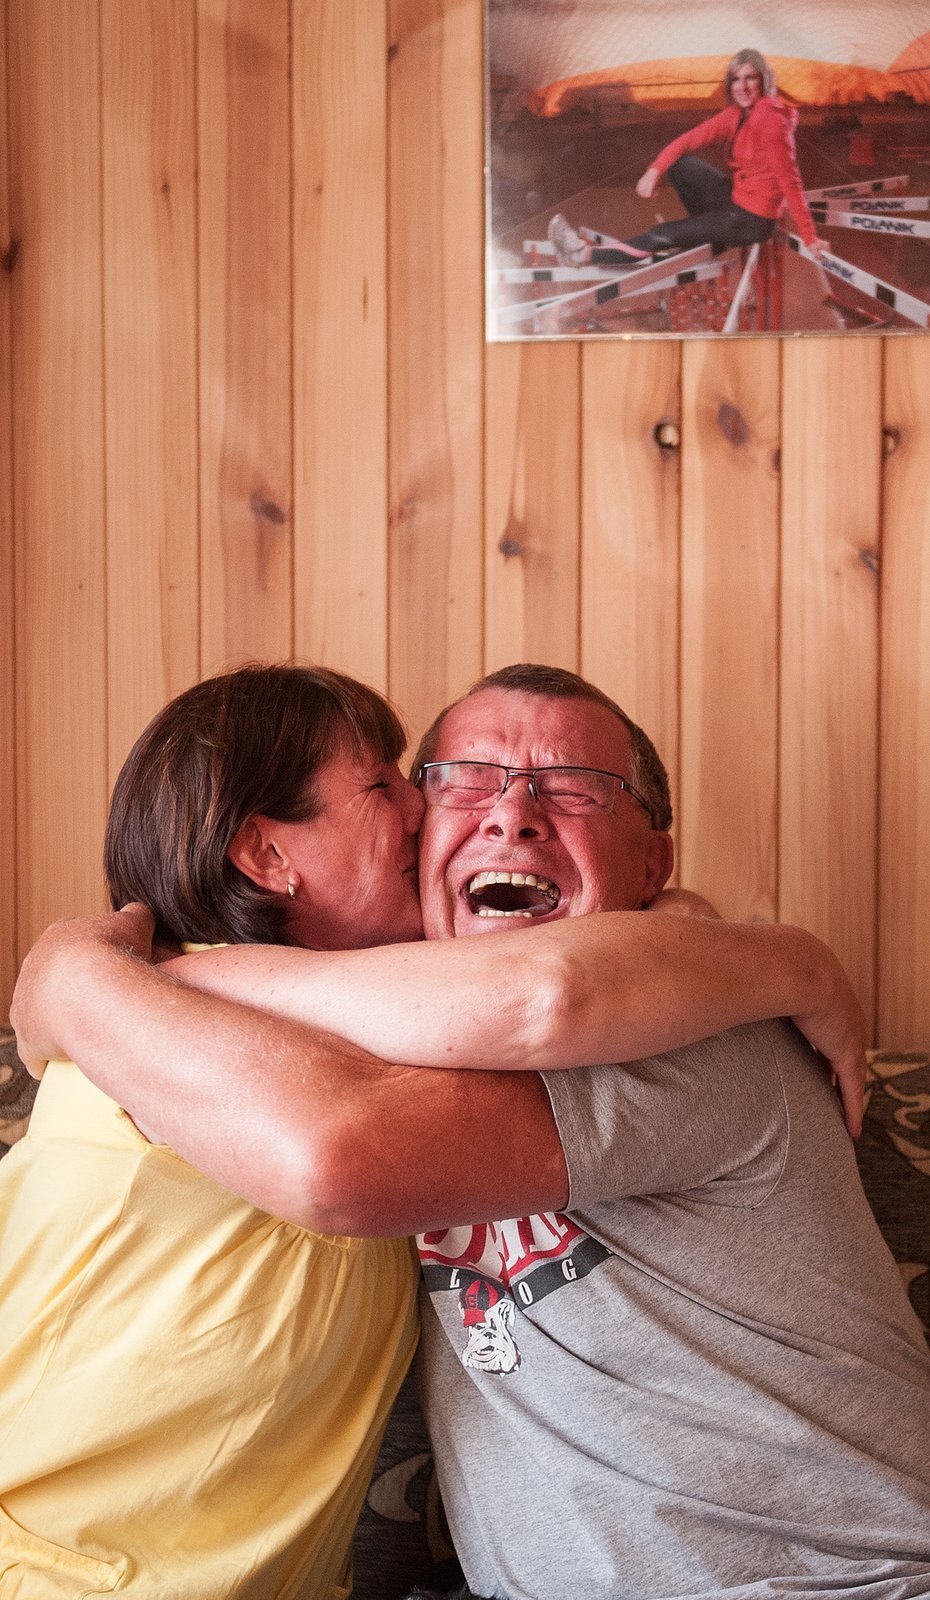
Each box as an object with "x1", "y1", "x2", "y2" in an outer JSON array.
[{"x1": 412, "y1": 663, "x2": 672, "y2": 830}]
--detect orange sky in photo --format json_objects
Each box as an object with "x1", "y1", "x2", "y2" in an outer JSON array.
[{"x1": 528, "y1": 35, "x2": 930, "y2": 115}]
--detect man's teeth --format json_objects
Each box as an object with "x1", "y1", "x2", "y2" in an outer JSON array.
[
  {"x1": 466, "y1": 870, "x2": 561, "y2": 918},
  {"x1": 468, "y1": 871, "x2": 555, "y2": 894}
]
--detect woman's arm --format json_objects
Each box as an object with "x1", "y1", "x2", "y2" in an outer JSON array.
[
  {"x1": 165, "y1": 911, "x2": 866, "y2": 1131},
  {"x1": 10, "y1": 910, "x2": 571, "y2": 1233},
  {"x1": 12, "y1": 907, "x2": 866, "y2": 1210},
  {"x1": 756, "y1": 99, "x2": 825, "y2": 253},
  {"x1": 646, "y1": 106, "x2": 737, "y2": 182}
]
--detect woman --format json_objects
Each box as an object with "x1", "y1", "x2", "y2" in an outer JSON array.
[
  {"x1": 548, "y1": 49, "x2": 828, "y2": 268},
  {"x1": 0, "y1": 665, "x2": 423, "y2": 1600},
  {"x1": 1, "y1": 663, "x2": 862, "y2": 1598}
]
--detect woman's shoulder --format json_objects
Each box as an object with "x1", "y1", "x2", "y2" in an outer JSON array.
[
  {"x1": 705, "y1": 103, "x2": 740, "y2": 131},
  {"x1": 754, "y1": 94, "x2": 797, "y2": 130}
]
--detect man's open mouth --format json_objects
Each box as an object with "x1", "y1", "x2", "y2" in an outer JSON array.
[{"x1": 466, "y1": 871, "x2": 561, "y2": 919}]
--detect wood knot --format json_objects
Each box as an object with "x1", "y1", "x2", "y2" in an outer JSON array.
[
  {"x1": 2, "y1": 235, "x2": 21, "y2": 274},
  {"x1": 394, "y1": 495, "x2": 418, "y2": 524},
  {"x1": 249, "y1": 492, "x2": 287, "y2": 526},
  {"x1": 387, "y1": 42, "x2": 399, "y2": 64},
  {"x1": 717, "y1": 402, "x2": 749, "y2": 448},
  {"x1": 858, "y1": 548, "x2": 880, "y2": 576},
  {"x1": 653, "y1": 420, "x2": 680, "y2": 451},
  {"x1": 882, "y1": 427, "x2": 900, "y2": 457},
  {"x1": 498, "y1": 510, "x2": 526, "y2": 559}
]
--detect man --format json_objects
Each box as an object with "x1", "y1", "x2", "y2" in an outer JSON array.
[
  {"x1": 13, "y1": 664, "x2": 930, "y2": 1598},
  {"x1": 406, "y1": 667, "x2": 930, "y2": 1598}
]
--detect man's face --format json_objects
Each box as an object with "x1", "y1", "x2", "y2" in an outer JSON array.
[{"x1": 417, "y1": 688, "x2": 673, "y2": 941}]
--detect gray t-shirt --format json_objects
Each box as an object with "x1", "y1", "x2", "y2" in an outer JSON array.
[{"x1": 417, "y1": 1022, "x2": 930, "y2": 1599}]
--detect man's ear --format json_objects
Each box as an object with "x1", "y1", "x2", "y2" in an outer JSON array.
[
  {"x1": 641, "y1": 831, "x2": 674, "y2": 906},
  {"x1": 227, "y1": 816, "x2": 289, "y2": 892}
]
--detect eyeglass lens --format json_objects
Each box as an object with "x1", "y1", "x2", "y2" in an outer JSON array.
[{"x1": 422, "y1": 762, "x2": 618, "y2": 814}]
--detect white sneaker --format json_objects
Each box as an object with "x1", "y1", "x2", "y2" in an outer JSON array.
[{"x1": 547, "y1": 213, "x2": 587, "y2": 267}]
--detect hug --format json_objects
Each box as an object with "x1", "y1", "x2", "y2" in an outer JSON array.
[{"x1": 4, "y1": 660, "x2": 929, "y2": 1598}]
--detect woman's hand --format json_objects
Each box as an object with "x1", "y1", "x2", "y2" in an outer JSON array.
[
  {"x1": 645, "y1": 887, "x2": 720, "y2": 918},
  {"x1": 790, "y1": 964, "x2": 868, "y2": 1138},
  {"x1": 636, "y1": 166, "x2": 661, "y2": 200},
  {"x1": 10, "y1": 904, "x2": 156, "y2": 1077},
  {"x1": 639, "y1": 900, "x2": 867, "y2": 1135}
]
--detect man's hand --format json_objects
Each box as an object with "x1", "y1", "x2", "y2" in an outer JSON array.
[
  {"x1": 790, "y1": 969, "x2": 868, "y2": 1140},
  {"x1": 10, "y1": 905, "x2": 156, "y2": 1078},
  {"x1": 636, "y1": 166, "x2": 660, "y2": 200}
]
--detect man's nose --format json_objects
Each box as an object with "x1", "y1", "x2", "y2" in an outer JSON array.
[{"x1": 477, "y1": 776, "x2": 551, "y2": 841}]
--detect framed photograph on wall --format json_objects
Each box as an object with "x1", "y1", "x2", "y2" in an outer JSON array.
[{"x1": 485, "y1": 2, "x2": 930, "y2": 339}]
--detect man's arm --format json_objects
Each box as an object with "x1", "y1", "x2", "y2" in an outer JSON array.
[
  {"x1": 11, "y1": 911, "x2": 566, "y2": 1235},
  {"x1": 161, "y1": 913, "x2": 866, "y2": 1131}
]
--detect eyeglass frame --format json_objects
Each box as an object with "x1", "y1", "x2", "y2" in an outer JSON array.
[{"x1": 414, "y1": 760, "x2": 656, "y2": 823}]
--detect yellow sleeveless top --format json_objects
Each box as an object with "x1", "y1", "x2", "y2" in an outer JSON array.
[{"x1": 0, "y1": 1057, "x2": 418, "y2": 1598}]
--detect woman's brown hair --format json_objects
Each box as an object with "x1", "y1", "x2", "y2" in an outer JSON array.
[{"x1": 104, "y1": 664, "x2": 406, "y2": 946}]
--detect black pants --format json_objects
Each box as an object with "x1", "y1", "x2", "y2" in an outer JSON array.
[{"x1": 592, "y1": 155, "x2": 775, "y2": 262}]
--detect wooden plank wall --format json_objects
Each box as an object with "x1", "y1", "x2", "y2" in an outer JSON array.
[{"x1": 1, "y1": 0, "x2": 928, "y2": 1047}]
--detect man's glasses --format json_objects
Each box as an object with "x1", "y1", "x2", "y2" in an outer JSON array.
[{"x1": 415, "y1": 761, "x2": 654, "y2": 820}]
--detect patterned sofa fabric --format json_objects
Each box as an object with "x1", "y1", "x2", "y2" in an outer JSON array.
[
  {"x1": 0, "y1": 1027, "x2": 38, "y2": 1153},
  {"x1": 856, "y1": 1051, "x2": 930, "y2": 1342}
]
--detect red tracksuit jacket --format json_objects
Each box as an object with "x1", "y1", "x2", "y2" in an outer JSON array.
[{"x1": 652, "y1": 96, "x2": 818, "y2": 248}]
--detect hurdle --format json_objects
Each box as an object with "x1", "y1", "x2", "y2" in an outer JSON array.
[
  {"x1": 783, "y1": 233, "x2": 930, "y2": 328},
  {"x1": 722, "y1": 244, "x2": 761, "y2": 333},
  {"x1": 520, "y1": 227, "x2": 650, "y2": 260},
  {"x1": 807, "y1": 210, "x2": 930, "y2": 240},
  {"x1": 492, "y1": 244, "x2": 715, "y2": 333},
  {"x1": 499, "y1": 264, "x2": 663, "y2": 285},
  {"x1": 809, "y1": 196, "x2": 930, "y2": 215},
  {"x1": 508, "y1": 189, "x2": 929, "y2": 333},
  {"x1": 803, "y1": 176, "x2": 909, "y2": 201}
]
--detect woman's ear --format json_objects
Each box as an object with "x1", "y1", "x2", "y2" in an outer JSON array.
[{"x1": 227, "y1": 816, "x2": 290, "y2": 891}]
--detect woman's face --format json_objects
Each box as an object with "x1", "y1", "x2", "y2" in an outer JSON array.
[
  {"x1": 269, "y1": 747, "x2": 425, "y2": 950},
  {"x1": 730, "y1": 64, "x2": 763, "y2": 109}
]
